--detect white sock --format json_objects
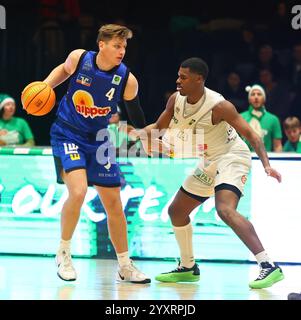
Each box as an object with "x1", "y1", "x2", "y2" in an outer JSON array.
[
  {"x1": 59, "y1": 239, "x2": 71, "y2": 252},
  {"x1": 117, "y1": 251, "x2": 131, "y2": 267},
  {"x1": 173, "y1": 223, "x2": 195, "y2": 268},
  {"x1": 255, "y1": 251, "x2": 274, "y2": 267}
]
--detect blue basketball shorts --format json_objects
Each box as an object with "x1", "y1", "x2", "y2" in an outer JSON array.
[{"x1": 50, "y1": 121, "x2": 121, "y2": 187}]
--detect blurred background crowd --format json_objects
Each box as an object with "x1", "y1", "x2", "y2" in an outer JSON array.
[{"x1": 0, "y1": 0, "x2": 301, "y2": 150}]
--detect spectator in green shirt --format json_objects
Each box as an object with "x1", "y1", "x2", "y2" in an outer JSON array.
[
  {"x1": 283, "y1": 116, "x2": 301, "y2": 153},
  {"x1": 0, "y1": 93, "x2": 35, "y2": 147},
  {"x1": 240, "y1": 84, "x2": 282, "y2": 152}
]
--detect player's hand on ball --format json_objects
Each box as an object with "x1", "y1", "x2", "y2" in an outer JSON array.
[{"x1": 265, "y1": 166, "x2": 282, "y2": 183}]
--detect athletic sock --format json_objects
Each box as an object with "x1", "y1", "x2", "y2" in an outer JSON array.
[
  {"x1": 58, "y1": 239, "x2": 71, "y2": 254},
  {"x1": 117, "y1": 251, "x2": 131, "y2": 267},
  {"x1": 255, "y1": 250, "x2": 275, "y2": 267},
  {"x1": 173, "y1": 223, "x2": 195, "y2": 268}
]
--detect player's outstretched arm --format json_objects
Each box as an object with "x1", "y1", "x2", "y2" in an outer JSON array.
[
  {"x1": 152, "y1": 92, "x2": 177, "y2": 132},
  {"x1": 129, "y1": 91, "x2": 175, "y2": 137},
  {"x1": 43, "y1": 49, "x2": 85, "y2": 89},
  {"x1": 129, "y1": 92, "x2": 177, "y2": 156},
  {"x1": 213, "y1": 100, "x2": 282, "y2": 183}
]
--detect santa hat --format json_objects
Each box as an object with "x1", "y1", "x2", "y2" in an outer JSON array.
[
  {"x1": 0, "y1": 93, "x2": 15, "y2": 110},
  {"x1": 245, "y1": 84, "x2": 266, "y2": 101}
]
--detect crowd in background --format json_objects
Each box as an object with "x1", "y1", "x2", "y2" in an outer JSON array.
[{"x1": 0, "y1": 0, "x2": 300, "y2": 151}]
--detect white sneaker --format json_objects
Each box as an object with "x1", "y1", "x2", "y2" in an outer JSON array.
[
  {"x1": 117, "y1": 260, "x2": 151, "y2": 284},
  {"x1": 55, "y1": 249, "x2": 77, "y2": 281}
]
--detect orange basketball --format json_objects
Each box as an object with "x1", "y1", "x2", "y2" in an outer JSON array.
[{"x1": 21, "y1": 81, "x2": 56, "y2": 116}]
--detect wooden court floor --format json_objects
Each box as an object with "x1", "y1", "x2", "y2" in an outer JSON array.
[{"x1": 0, "y1": 256, "x2": 300, "y2": 300}]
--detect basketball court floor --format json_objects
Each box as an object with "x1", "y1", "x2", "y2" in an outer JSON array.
[{"x1": 0, "y1": 256, "x2": 300, "y2": 300}]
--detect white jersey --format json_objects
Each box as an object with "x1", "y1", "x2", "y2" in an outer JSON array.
[{"x1": 161, "y1": 87, "x2": 250, "y2": 160}]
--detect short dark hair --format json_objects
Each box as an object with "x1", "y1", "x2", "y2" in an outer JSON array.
[
  {"x1": 180, "y1": 57, "x2": 209, "y2": 80},
  {"x1": 0, "y1": 108, "x2": 4, "y2": 119},
  {"x1": 96, "y1": 24, "x2": 133, "y2": 44}
]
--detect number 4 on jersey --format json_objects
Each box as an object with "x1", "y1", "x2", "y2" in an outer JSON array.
[{"x1": 105, "y1": 88, "x2": 115, "y2": 101}]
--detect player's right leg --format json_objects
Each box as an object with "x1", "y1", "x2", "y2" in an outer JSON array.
[
  {"x1": 50, "y1": 122, "x2": 89, "y2": 281},
  {"x1": 55, "y1": 168, "x2": 88, "y2": 281},
  {"x1": 155, "y1": 187, "x2": 208, "y2": 283}
]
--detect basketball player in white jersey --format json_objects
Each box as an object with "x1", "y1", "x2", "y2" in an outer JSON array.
[{"x1": 134, "y1": 57, "x2": 284, "y2": 289}]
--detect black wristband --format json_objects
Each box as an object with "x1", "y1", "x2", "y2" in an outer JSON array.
[{"x1": 123, "y1": 96, "x2": 146, "y2": 128}]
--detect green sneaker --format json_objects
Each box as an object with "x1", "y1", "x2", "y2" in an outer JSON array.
[
  {"x1": 249, "y1": 262, "x2": 284, "y2": 289},
  {"x1": 155, "y1": 263, "x2": 200, "y2": 283}
]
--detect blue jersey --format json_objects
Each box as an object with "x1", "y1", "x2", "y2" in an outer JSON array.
[{"x1": 56, "y1": 50, "x2": 129, "y2": 134}]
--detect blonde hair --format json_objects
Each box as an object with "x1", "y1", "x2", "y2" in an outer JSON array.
[
  {"x1": 283, "y1": 116, "x2": 301, "y2": 130},
  {"x1": 96, "y1": 24, "x2": 133, "y2": 44}
]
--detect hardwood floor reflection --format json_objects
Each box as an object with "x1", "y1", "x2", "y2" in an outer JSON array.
[{"x1": 0, "y1": 256, "x2": 299, "y2": 300}]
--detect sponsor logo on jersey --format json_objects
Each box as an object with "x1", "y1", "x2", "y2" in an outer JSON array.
[
  {"x1": 104, "y1": 158, "x2": 111, "y2": 171},
  {"x1": 112, "y1": 75, "x2": 122, "y2": 85},
  {"x1": 226, "y1": 125, "x2": 237, "y2": 143},
  {"x1": 82, "y1": 60, "x2": 92, "y2": 71},
  {"x1": 76, "y1": 73, "x2": 92, "y2": 87},
  {"x1": 75, "y1": 104, "x2": 111, "y2": 118},
  {"x1": 241, "y1": 175, "x2": 247, "y2": 184},
  {"x1": 172, "y1": 115, "x2": 178, "y2": 124},
  {"x1": 72, "y1": 90, "x2": 112, "y2": 119},
  {"x1": 63, "y1": 143, "x2": 80, "y2": 160},
  {"x1": 177, "y1": 130, "x2": 189, "y2": 141},
  {"x1": 197, "y1": 144, "x2": 208, "y2": 152},
  {"x1": 193, "y1": 168, "x2": 214, "y2": 186},
  {"x1": 227, "y1": 126, "x2": 234, "y2": 136}
]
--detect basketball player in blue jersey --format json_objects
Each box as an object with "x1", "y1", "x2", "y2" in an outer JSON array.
[{"x1": 42, "y1": 24, "x2": 150, "y2": 283}]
